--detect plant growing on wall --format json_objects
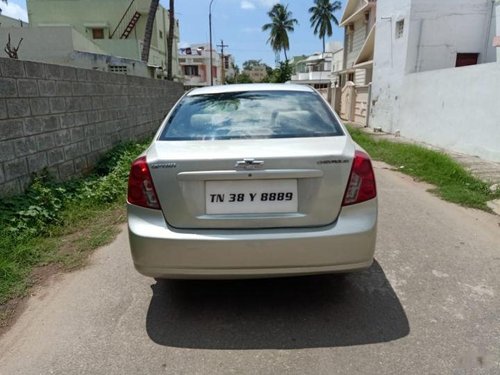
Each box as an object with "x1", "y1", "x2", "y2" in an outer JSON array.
[{"x1": 4, "y1": 33, "x2": 23, "y2": 59}]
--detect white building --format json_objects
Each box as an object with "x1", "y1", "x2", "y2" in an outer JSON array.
[
  {"x1": 371, "y1": 0, "x2": 500, "y2": 161},
  {"x1": 330, "y1": 48, "x2": 344, "y2": 111},
  {"x1": 179, "y1": 43, "x2": 235, "y2": 88},
  {"x1": 291, "y1": 52, "x2": 333, "y2": 90},
  {"x1": 242, "y1": 65, "x2": 268, "y2": 83},
  {"x1": 290, "y1": 42, "x2": 343, "y2": 100}
]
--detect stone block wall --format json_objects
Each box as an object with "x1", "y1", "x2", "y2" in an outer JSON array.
[{"x1": 0, "y1": 57, "x2": 184, "y2": 197}]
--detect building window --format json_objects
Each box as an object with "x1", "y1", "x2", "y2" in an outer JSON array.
[
  {"x1": 92, "y1": 28, "x2": 104, "y2": 39},
  {"x1": 347, "y1": 72, "x2": 354, "y2": 82},
  {"x1": 365, "y1": 12, "x2": 370, "y2": 37},
  {"x1": 456, "y1": 53, "x2": 479, "y2": 67},
  {"x1": 109, "y1": 65, "x2": 128, "y2": 74},
  {"x1": 183, "y1": 65, "x2": 199, "y2": 76},
  {"x1": 159, "y1": 30, "x2": 163, "y2": 39},
  {"x1": 395, "y1": 20, "x2": 404, "y2": 39},
  {"x1": 347, "y1": 24, "x2": 354, "y2": 52}
]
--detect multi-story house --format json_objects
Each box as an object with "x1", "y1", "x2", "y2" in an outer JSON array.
[
  {"x1": 242, "y1": 66, "x2": 268, "y2": 83},
  {"x1": 1, "y1": 0, "x2": 181, "y2": 79},
  {"x1": 340, "y1": 0, "x2": 376, "y2": 86},
  {"x1": 290, "y1": 52, "x2": 333, "y2": 99},
  {"x1": 179, "y1": 43, "x2": 235, "y2": 88},
  {"x1": 338, "y1": 0, "x2": 376, "y2": 125},
  {"x1": 290, "y1": 42, "x2": 343, "y2": 101}
]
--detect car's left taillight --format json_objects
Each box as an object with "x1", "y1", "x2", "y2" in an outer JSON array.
[{"x1": 127, "y1": 156, "x2": 161, "y2": 209}]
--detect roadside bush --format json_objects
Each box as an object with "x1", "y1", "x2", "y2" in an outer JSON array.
[
  {"x1": 347, "y1": 126, "x2": 500, "y2": 210},
  {"x1": 0, "y1": 140, "x2": 149, "y2": 304}
]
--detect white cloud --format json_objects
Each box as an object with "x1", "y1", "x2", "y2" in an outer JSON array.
[
  {"x1": 241, "y1": 0, "x2": 255, "y2": 10},
  {"x1": 240, "y1": 0, "x2": 279, "y2": 10},
  {"x1": 0, "y1": 2, "x2": 29, "y2": 22},
  {"x1": 258, "y1": 0, "x2": 280, "y2": 7}
]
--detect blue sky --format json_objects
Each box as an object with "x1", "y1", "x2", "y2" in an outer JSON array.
[{"x1": 2, "y1": 0, "x2": 346, "y2": 67}]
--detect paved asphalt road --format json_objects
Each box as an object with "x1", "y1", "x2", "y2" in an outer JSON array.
[{"x1": 0, "y1": 162, "x2": 499, "y2": 375}]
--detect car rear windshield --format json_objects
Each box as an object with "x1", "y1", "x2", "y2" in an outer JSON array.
[{"x1": 159, "y1": 90, "x2": 344, "y2": 141}]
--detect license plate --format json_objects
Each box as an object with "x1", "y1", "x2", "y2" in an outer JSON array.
[{"x1": 205, "y1": 179, "x2": 298, "y2": 214}]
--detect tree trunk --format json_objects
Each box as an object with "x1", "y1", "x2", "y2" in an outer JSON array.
[
  {"x1": 283, "y1": 48, "x2": 288, "y2": 62},
  {"x1": 166, "y1": 0, "x2": 174, "y2": 80},
  {"x1": 322, "y1": 35, "x2": 325, "y2": 53},
  {"x1": 141, "y1": 0, "x2": 160, "y2": 63}
]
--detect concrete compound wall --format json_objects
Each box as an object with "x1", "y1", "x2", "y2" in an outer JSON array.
[
  {"x1": 0, "y1": 57, "x2": 184, "y2": 197},
  {"x1": 371, "y1": 0, "x2": 500, "y2": 162},
  {"x1": 392, "y1": 63, "x2": 500, "y2": 162}
]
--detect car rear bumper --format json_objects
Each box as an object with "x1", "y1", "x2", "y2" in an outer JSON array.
[{"x1": 127, "y1": 200, "x2": 377, "y2": 279}]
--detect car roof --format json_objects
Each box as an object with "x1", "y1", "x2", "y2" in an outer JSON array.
[{"x1": 187, "y1": 83, "x2": 315, "y2": 96}]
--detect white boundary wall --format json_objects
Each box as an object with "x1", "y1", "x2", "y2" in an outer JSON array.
[{"x1": 396, "y1": 63, "x2": 500, "y2": 162}]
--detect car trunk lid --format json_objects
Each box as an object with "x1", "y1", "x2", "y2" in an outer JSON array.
[{"x1": 147, "y1": 136, "x2": 354, "y2": 229}]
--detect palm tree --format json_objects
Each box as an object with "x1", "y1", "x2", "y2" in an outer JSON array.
[
  {"x1": 166, "y1": 0, "x2": 175, "y2": 80},
  {"x1": 141, "y1": 0, "x2": 160, "y2": 62},
  {"x1": 309, "y1": 0, "x2": 342, "y2": 53},
  {"x1": 262, "y1": 3, "x2": 298, "y2": 62}
]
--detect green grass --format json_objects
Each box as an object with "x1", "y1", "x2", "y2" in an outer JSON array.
[
  {"x1": 0, "y1": 140, "x2": 149, "y2": 306},
  {"x1": 347, "y1": 125, "x2": 500, "y2": 210}
]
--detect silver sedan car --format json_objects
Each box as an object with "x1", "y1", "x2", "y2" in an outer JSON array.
[{"x1": 127, "y1": 84, "x2": 377, "y2": 279}]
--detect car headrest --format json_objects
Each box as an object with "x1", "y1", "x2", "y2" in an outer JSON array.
[
  {"x1": 275, "y1": 110, "x2": 313, "y2": 128},
  {"x1": 190, "y1": 114, "x2": 213, "y2": 129}
]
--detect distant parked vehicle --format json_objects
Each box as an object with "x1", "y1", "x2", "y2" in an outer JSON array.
[{"x1": 127, "y1": 84, "x2": 377, "y2": 279}]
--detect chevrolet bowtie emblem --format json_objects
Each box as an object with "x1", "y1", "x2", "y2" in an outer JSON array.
[{"x1": 235, "y1": 159, "x2": 265, "y2": 170}]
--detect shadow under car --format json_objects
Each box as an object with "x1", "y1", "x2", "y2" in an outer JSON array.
[{"x1": 145, "y1": 260, "x2": 409, "y2": 350}]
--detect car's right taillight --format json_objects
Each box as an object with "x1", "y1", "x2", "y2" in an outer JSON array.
[
  {"x1": 127, "y1": 156, "x2": 161, "y2": 209},
  {"x1": 342, "y1": 150, "x2": 377, "y2": 206}
]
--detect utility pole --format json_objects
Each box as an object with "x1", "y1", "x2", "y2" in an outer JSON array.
[
  {"x1": 217, "y1": 39, "x2": 228, "y2": 84},
  {"x1": 209, "y1": 0, "x2": 215, "y2": 86}
]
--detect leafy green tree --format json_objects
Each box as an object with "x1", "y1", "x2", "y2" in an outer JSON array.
[
  {"x1": 236, "y1": 73, "x2": 253, "y2": 84},
  {"x1": 262, "y1": 4, "x2": 298, "y2": 61},
  {"x1": 225, "y1": 63, "x2": 240, "y2": 84},
  {"x1": 309, "y1": 0, "x2": 341, "y2": 53},
  {"x1": 269, "y1": 61, "x2": 293, "y2": 83},
  {"x1": 242, "y1": 59, "x2": 263, "y2": 70},
  {"x1": 265, "y1": 65, "x2": 274, "y2": 77}
]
